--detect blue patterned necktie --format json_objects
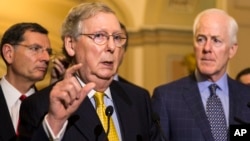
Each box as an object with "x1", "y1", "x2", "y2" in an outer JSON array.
[{"x1": 206, "y1": 84, "x2": 227, "y2": 141}]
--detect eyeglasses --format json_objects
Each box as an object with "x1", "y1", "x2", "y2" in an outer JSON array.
[
  {"x1": 79, "y1": 32, "x2": 127, "y2": 47},
  {"x1": 14, "y1": 44, "x2": 53, "y2": 56}
]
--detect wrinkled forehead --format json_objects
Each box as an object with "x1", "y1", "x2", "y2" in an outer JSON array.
[{"x1": 81, "y1": 12, "x2": 121, "y2": 33}]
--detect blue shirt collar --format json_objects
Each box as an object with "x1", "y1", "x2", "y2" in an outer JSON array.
[{"x1": 195, "y1": 69, "x2": 228, "y2": 93}]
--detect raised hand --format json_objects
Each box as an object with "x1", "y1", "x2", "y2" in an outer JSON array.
[
  {"x1": 47, "y1": 63, "x2": 95, "y2": 135},
  {"x1": 50, "y1": 56, "x2": 70, "y2": 84}
]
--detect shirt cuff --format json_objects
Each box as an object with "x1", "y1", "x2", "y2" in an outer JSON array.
[{"x1": 42, "y1": 114, "x2": 68, "y2": 141}]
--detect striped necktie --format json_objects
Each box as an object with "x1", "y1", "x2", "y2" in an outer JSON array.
[{"x1": 94, "y1": 92, "x2": 119, "y2": 141}]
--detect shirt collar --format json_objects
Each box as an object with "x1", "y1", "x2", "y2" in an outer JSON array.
[
  {"x1": 195, "y1": 70, "x2": 229, "y2": 92},
  {"x1": 0, "y1": 76, "x2": 35, "y2": 107},
  {"x1": 75, "y1": 75, "x2": 112, "y2": 100}
]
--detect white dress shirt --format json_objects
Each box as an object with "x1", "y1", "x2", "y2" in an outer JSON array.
[{"x1": 0, "y1": 76, "x2": 35, "y2": 131}]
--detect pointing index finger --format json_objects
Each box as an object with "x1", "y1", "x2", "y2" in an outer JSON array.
[{"x1": 64, "y1": 63, "x2": 82, "y2": 79}]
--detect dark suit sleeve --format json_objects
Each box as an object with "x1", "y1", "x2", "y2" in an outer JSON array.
[
  {"x1": 138, "y1": 88, "x2": 161, "y2": 141},
  {"x1": 151, "y1": 87, "x2": 170, "y2": 141},
  {"x1": 18, "y1": 86, "x2": 52, "y2": 141},
  {"x1": 146, "y1": 93, "x2": 161, "y2": 141}
]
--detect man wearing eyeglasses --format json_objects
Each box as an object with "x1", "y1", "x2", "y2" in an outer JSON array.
[
  {"x1": 50, "y1": 22, "x2": 139, "y2": 89},
  {"x1": 18, "y1": 2, "x2": 159, "y2": 141},
  {"x1": 0, "y1": 22, "x2": 51, "y2": 141}
]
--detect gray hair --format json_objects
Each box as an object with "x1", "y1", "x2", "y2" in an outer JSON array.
[
  {"x1": 61, "y1": 2, "x2": 115, "y2": 40},
  {"x1": 61, "y1": 2, "x2": 116, "y2": 62},
  {"x1": 193, "y1": 8, "x2": 238, "y2": 44}
]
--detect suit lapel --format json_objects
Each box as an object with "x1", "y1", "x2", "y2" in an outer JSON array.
[
  {"x1": 109, "y1": 81, "x2": 133, "y2": 141},
  {"x1": 182, "y1": 75, "x2": 214, "y2": 141},
  {"x1": 71, "y1": 96, "x2": 107, "y2": 141},
  {"x1": 0, "y1": 86, "x2": 16, "y2": 140}
]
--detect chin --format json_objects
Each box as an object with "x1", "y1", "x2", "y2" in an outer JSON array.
[
  {"x1": 98, "y1": 73, "x2": 113, "y2": 80},
  {"x1": 198, "y1": 67, "x2": 215, "y2": 75},
  {"x1": 34, "y1": 74, "x2": 46, "y2": 80}
]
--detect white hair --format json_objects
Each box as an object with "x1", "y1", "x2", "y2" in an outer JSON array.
[{"x1": 193, "y1": 8, "x2": 238, "y2": 44}]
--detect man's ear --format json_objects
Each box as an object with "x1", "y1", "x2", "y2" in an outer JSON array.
[
  {"x1": 229, "y1": 43, "x2": 238, "y2": 59},
  {"x1": 2, "y1": 44, "x2": 15, "y2": 64},
  {"x1": 64, "y1": 36, "x2": 75, "y2": 57}
]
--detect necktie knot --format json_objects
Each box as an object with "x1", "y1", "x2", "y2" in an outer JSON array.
[
  {"x1": 94, "y1": 92, "x2": 104, "y2": 107},
  {"x1": 209, "y1": 84, "x2": 217, "y2": 97}
]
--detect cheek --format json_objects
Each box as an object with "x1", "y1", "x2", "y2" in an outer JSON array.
[
  {"x1": 193, "y1": 45, "x2": 200, "y2": 52},
  {"x1": 218, "y1": 48, "x2": 230, "y2": 58},
  {"x1": 79, "y1": 49, "x2": 100, "y2": 66},
  {"x1": 193, "y1": 47, "x2": 201, "y2": 57},
  {"x1": 75, "y1": 45, "x2": 93, "y2": 62},
  {"x1": 118, "y1": 51, "x2": 125, "y2": 59},
  {"x1": 116, "y1": 51, "x2": 125, "y2": 62},
  {"x1": 16, "y1": 52, "x2": 34, "y2": 62},
  {"x1": 13, "y1": 55, "x2": 33, "y2": 71}
]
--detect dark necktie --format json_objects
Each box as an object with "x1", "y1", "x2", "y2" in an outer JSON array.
[
  {"x1": 206, "y1": 84, "x2": 227, "y2": 141},
  {"x1": 16, "y1": 94, "x2": 27, "y2": 136},
  {"x1": 19, "y1": 95, "x2": 27, "y2": 101}
]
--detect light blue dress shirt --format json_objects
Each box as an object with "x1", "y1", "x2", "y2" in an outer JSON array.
[
  {"x1": 195, "y1": 71, "x2": 229, "y2": 127},
  {"x1": 75, "y1": 76, "x2": 122, "y2": 141}
]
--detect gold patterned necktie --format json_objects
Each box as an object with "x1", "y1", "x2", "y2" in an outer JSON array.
[{"x1": 94, "y1": 92, "x2": 119, "y2": 141}]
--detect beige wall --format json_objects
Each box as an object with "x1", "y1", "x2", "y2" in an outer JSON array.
[
  {"x1": 119, "y1": 26, "x2": 194, "y2": 94},
  {"x1": 1, "y1": 0, "x2": 250, "y2": 94},
  {"x1": 227, "y1": 0, "x2": 250, "y2": 78}
]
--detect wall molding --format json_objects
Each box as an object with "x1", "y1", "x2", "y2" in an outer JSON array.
[{"x1": 128, "y1": 26, "x2": 193, "y2": 46}]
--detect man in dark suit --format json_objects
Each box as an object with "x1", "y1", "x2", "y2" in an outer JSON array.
[
  {"x1": 152, "y1": 8, "x2": 250, "y2": 141},
  {"x1": 0, "y1": 23, "x2": 51, "y2": 141},
  {"x1": 19, "y1": 2, "x2": 159, "y2": 141}
]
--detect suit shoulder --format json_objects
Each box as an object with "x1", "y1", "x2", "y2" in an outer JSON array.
[
  {"x1": 23, "y1": 84, "x2": 54, "y2": 105},
  {"x1": 111, "y1": 81, "x2": 150, "y2": 98},
  {"x1": 228, "y1": 78, "x2": 250, "y2": 96},
  {"x1": 117, "y1": 81, "x2": 148, "y2": 92},
  {"x1": 155, "y1": 75, "x2": 192, "y2": 90}
]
